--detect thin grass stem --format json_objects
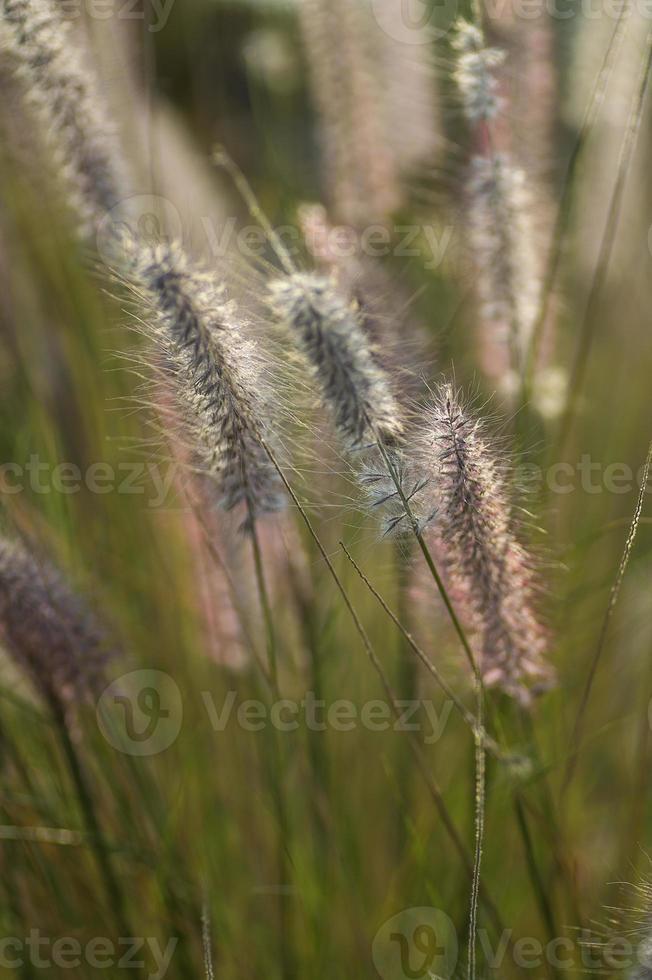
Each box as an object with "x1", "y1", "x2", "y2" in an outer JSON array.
[
  {"x1": 562, "y1": 440, "x2": 652, "y2": 796},
  {"x1": 259, "y1": 437, "x2": 509, "y2": 939},
  {"x1": 49, "y1": 695, "x2": 133, "y2": 941},
  {"x1": 554, "y1": 34, "x2": 652, "y2": 458},
  {"x1": 520, "y1": 0, "x2": 631, "y2": 409}
]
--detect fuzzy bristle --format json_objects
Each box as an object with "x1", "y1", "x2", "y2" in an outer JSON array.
[
  {"x1": 0, "y1": 537, "x2": 115, "y2": 702},
  {"x1": 423, "y1": 385, "x2": 552, "y2": 702},
  {"x1": 0, "y1": 0, "x2": 127, "y2": 232},
  {"x1": 132, "y1": 243, "x2": 285, "y2": 529},
  {"x1": 358, "y1": 452, "x2": 437, "y2": 539},
  {"x1": 269, "y1": 273, "x2": 404, "y2": 449}
]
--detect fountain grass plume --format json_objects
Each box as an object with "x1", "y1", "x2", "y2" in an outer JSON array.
[
  {"x1": 422, "y1": 384, "x2": 552, "y2": 702},
  {"x1": 297, "y1": 0, "x2": 401, "y2": 224},
  {"x1": 0, "y1": 0, "x2": 127, "y2": 233},
  {"x1": 130, "y1": 241, "x2": 285, "y2": 531},
  {"x1": 0, "y1": 535, "x2": 115, "y2": 703},
  {"x1": 268, "y1": 272, "x2": 404, "y2": 450},
  {"x1": 468, "y1": 155, "x2": 539, "y2": 362},
  {"x1": 297, "y1": 202, "x2": 432, "y2": 406},
  {"x1": 452, "y1": 20, "x2": 505, "y2": 124},
  {"x1": 452, "y1": 18, "x2": 540, "y2": 374}
]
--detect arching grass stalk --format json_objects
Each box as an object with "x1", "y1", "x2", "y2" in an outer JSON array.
[
  {"x1": 562, "y1": 440, "x2": 652, "y2": 798},
  {"x1": 374, "y1": 435, "x2": 481, "y2": 680},
  {"x1": 284, "y1": 548, "x2": 331, "y2": 844},
  {"x1": 259, "y1": 437, "x2": 509, "y2": 940},
  {"x1": 125, "y1": 237, "x2": 298, "y2": 977},
  {"x1": 340, "y1": 544, "x2": 504, "y2": 759}
]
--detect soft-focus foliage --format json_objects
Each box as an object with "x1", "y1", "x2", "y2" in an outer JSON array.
[{"x1": 0, "y1": 1, "x2": 651, "y2": 978}]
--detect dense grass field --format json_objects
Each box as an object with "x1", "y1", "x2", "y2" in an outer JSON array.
[{"x1": 1, "y1": 1, "x2": 652, "y2": 978}]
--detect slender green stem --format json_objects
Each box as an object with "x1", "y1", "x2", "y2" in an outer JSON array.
[
  {"x1": 49, "y1": 695, "x2": 132, "y2": 940},
  {"x1": 374, "y1": 438, "x2": 480, "y2": 680},
  {"x1": 520, "y1": 0, "x2": 631, "y2": 410},
  {"x1": 394, "y1": 540, "x2": 417, "y2": 853},
  {"x1": 514, "y1": 795, "x2": 561, "y2": 980},
  {"x1": 340, "y1": 542, "x2": 502, "y2": 758},
  {"x1": 515, "y1": 707, "x2": 584, "y2": 926},
  {"x1": 562, "y1": 441, "x2": 652, "y2": 797},
  {"x1": 468, "y1": 678, "x2": 485, "y2": 980},
  {"x1": 248, "y1": 517, "x2": 280, "y2": 699},
  {"x1": 260, "y1": 438, "x2": 509, "y2": 941},
  {"x1": 288, "y1": 557, "x2": 330, "y2": 841},
  {"x1": 245, "y1": 503, "x2": 296, "y2": 980}
]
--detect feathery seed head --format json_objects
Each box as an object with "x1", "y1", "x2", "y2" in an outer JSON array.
[
  {"x1": 468, "y1": 154, "x2": 539, "y2": 361},
  {"x1": 268, "y1": 273, "x2": 404, "y2": 448},
  {"x1": 297, "y1": 0, "x2": 402, "y2": 224},
  {"x1": 422, "y1": 384, "x2": 552, "y2": 703},
  {"x1": 0, "y1": 537, "x2": 116, "y2": 703},
  {"x1": 0, "y1": 0, "x2": 127, "y2": 233},
  {"x1": 298, "y1": 203, "x2": 431, "y2": 406},
  {"x1": 132, "y1": 243, "x2": 285, "y2": 529},
  {"x1": 452, "y1": 19, "x2": 505, "y2": 123}
]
